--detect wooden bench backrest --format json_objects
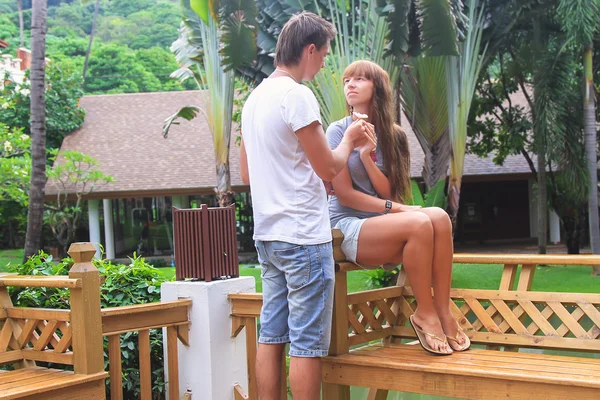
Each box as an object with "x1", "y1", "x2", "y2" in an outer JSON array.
[
  {"x1": 0, "y1": 295, "x2": 74, "y2": 367},
  {"x1": 0, "y1": 243, "x2": 104, "y2": 374},
  {"x1": 332, "y1": 229, "x2": 600, "y2": 352}
]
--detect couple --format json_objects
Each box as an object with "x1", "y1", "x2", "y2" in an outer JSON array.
[{"x1": 240, "y1": 11, "x2": 470, "y2": 400}]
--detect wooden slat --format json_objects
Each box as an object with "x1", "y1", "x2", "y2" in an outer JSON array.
[
  {"x1": 347, "y1": 307, "x2": 366, "y2": 334},
  {"x1": 0, "y1": 276, "x2": 81, "y2": 289},
  {"x1": 517, "y1": 300, "x2": 559, "y2": 336},
  {"x1": 228, "y1": 293, "x2": 263, "y2": 318},
  {"x1": 108, "y1": 334, "x2": 123, "y2": 400},
  {"x1": 53, "y1": 322, "x2": 72, "y2": 353},
  {"x1": 33, "y1": 320, "x2": 59, "y2": 351},
  {"x1": 464, "y1": 298, "x2": 501, "y2": 333},
  {"x1": 355, "y1": 303, "x2": 382, "y2": 331},
  {"x1": 139, "y1": 329, "x2": 152, "y2": 400},
  {"x1": 234, "y1": 384, "x2": 249, "y2": 400},
  {"x1": 546, "y1": 302, "x2": 590, "y2": 338},
  {"x1": 22, "y1": 349, "x2": 73, "y2": 364},
  {"x1": 374, "y1": 299, "x2": 398, "y2": 326},
  {"x1": 7, "y1": 308, "x2": 70, "y2": 322},
  {"x1": 17, "y1": 318, "x2": 37, "y2": 348},
  {"x1": 0, "y1": 320, "x2": 13, "y2": 350},
  {"x1": 102, "y1": 300, "x2": 190, "y2": 335},
  {"x1": 391, "y1": 326, "x2": 600, "y2": 351},
  {"x1": 167, "y1": 325, "x2": 179, "y2": 400},
  {"x1": 349, "y1": 327, "x2": 394, "y2": 347},
  {"x1": 500, "y1": 264, "x2": 518, "y2": 290},
  {"x1": 453, "y1": 253, "x2": 600, "y2": 265},
  {"x1": 244, "y1": 318, "x2": 258, "y2": 400},
  {"x1": 517, "y1": 265, "x2": 536, "y2": 291},
  {"x1": 578, "y1": 302, "x2": 600, "y2": 330},
  {"x1": 347, "y1": 287, "x2": 403, "y2": 305},
  {"x1": 490, "y1": 300, "x2": 529, "y2": 334},
  {"x1": 0, "y1": 349, "x2": 23, "y2": 364}
]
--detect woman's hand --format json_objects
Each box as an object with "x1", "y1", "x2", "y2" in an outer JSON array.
[{"x1": 358, "y1": 123, "x2": 377, "y2": 159}]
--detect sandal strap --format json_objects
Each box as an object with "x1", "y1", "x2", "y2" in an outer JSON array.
[{"x1": 421, "y1": 331, "x2": 448, "y2": 344}]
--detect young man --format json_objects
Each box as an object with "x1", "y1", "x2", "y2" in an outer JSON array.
[{"x1": 240, "y1": 11, "x2": 375, "y2": 400}]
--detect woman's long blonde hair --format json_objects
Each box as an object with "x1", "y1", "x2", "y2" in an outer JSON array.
[{"x1": 343, "y1": 60, "x2": 411, "y2": 203}]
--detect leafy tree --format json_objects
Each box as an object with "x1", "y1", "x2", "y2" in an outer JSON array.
[
  {"x1": 0, "y1": 61, "x2": 86, "y2": 150},
  {"x1": 84, "y1": 42, "x2": 162, "y2": 93},
  {"x1": 0, "y1": 124, "x2": 31, "y2": 206},
  {"x1": 45, "y1": 149, "x2": 114, "y2": 256}
]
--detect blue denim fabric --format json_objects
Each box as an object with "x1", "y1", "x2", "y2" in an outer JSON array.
[{"x1": 255, "y1": 240, "x2": 334, "y2": 357}]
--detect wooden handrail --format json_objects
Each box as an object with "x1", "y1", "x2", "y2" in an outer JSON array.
[
  {"x1": 229, "y1": 294, "x2": 262, "y2": 318},
  {"x1": 0, "y1": 276, "x2": 82, "y2": 288},
  {"x1": 101, "y1": 299, "x2": 191, "y2": 335},
  {"x1": 453, "y1": 253, "x2": 600, "y2": 265}
]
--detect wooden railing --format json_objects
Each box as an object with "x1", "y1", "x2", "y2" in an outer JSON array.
[{"x1": 101, "y1": 300, "x2": 191, "y2": 400}]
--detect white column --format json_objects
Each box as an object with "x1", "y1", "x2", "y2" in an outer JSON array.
[
  {"x1": 181, "y1": 196, "x2": 190, "y2": 209},
  {"x1": 549, "y1": 210, "x2": 561, "y2": 244},
  {"x1": 172, "y1": 196, "x2": 182, "y2": 209},
  {"x1": 161, "y1": 277, "x2": 256, "y2": 400},
  {"x1": 103, "y1": 199, "x2": 115, "y2": 259},
  {"x1": 528, "y1": 178, "x2": 538, "y2": 238},
  {"x1": 87, "y1": 199, "x2": 101, "y2": 258}
]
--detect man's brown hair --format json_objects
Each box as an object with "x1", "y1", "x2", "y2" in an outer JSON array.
[{"x1": 274, "y1": 11, "x2": 336, "y2": 67}]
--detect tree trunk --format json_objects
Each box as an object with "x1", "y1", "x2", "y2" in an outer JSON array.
[
  {"x1": 82, "y1": 0, "x2": 100, "y2": 81},
  {"x1": 17, "y1": 0, "x2": 24, "y2": 47},
  {"x1": 216, "y1": 162, "x2": 234, "y2": 207},
  {"x1": 23, "y1": 0, "x2": 47, "y2": 261},
  {"x1": 583, "y1": 44, "x2": 600, "y2": 276},
  {"x1": 533, "y1": 16, "x2": 547, "y2": 254}
]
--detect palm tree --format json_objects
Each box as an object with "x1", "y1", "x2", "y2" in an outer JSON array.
[
  {"x1": 82, "y1": 0, "x2": 102, "y2": 81},
  {"x1": 557, "y1": 0, "x2": 600, "y2": 274},
  {"x1": 163, "y1": 0, "x2": 258, "y2": 207},
  {"x1": 23, "y1": 0, "x2": 48, "y2": 260},
  {"x1": 17, "y1": 0, "x2": 24, "y2": 47},
  {"x1": 446, "y1": 0, "x2": 487, "y2": 224},
  {"x1": 400, "y1": 56, "x2": 450, "y2": 191}
]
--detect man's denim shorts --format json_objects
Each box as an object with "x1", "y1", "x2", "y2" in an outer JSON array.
[{"x1": 255, "y1": 240, "x2": 335, "y2": 357}]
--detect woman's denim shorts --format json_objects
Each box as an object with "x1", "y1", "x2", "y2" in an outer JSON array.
[
  {"x1": 255, "y1": 240, "x2": 334, "y2": 357},
  {"x1": 333, "y1": 217, "x2": 367, "y2": 264}
]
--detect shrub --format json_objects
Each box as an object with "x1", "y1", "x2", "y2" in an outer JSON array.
[
  {"x1": 8, "y1": 252, "x2": 171, "y2": 399},
  {"x1": 364, "y1": 267, "x2": 399, "y2": 289}
]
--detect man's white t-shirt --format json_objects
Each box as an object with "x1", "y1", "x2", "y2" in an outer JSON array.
[{"x1": 241, "y1": 76, "x2": 331, "y2": 245}]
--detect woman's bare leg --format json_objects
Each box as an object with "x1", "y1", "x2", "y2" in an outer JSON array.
[
  {"x1": 419, "y1": 207, "x2": 466, "y2": 346},
  {"x1": 356, "y1": 212, "x2": 451, "y2": 353}
]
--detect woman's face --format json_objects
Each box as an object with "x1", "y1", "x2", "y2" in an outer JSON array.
[{"x1": 343, "y1": 74, "x2": 374, "y2": 109}]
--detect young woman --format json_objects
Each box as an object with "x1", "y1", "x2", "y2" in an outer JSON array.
[{"x1": 326, "y1": 60, "x2": 470, "y2": 355}]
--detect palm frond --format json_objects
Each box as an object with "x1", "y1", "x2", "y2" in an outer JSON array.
[
  {"x1": 557, "y1": 0, "x2": 600, "y2": 45},
  {"x1": 162, "y1": 106, "x2": 202, "y2": 138},
  {"x1": 308, "y1": 0, "x2": 400, "y2": 128}
]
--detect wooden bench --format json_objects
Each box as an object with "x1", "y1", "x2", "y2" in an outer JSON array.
[
  {"x1": 322, "y1": 230, "x2": 600, "y2": 399},
  {"x1": 0, "y1": 243, "x2": 107, "y2": 400}
]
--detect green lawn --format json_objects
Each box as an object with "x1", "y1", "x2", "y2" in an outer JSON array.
[{"x1": 0, "y1": 249, "x2": 24, "y2": 273}]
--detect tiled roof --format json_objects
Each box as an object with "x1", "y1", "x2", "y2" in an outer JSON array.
[
  {"x1": 46, "y1": 90, "x2": 534, "y2": 199},
  {"x1": 45, "y1": 90, "x2": 243, "y2": 199}
]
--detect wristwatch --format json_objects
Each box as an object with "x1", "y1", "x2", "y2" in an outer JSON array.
[{"x1": 383, "y1": 199, "x2": 392, "y2": 214}]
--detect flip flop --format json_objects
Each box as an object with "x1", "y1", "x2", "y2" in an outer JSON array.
[
  {"x1": 408, "y1": 315, "x2": 452, "y2": 356},
  {"x1": 446, "y1": 321, "x2": 471, "y2": 352}
]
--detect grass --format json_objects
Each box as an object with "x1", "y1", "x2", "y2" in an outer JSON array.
[{"x1": 0, "y1": 249, "x2": 24, "y2": 273}]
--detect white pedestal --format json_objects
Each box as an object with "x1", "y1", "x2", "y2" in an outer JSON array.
[{"x1": 161, "y1": 277, "x2": 256, "y2": 400}]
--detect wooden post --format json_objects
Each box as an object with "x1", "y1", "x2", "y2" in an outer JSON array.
[
  {"x1": 322, "y1": 267, "x2": 350, "y2": 400},
  {"x1": 68, "y1": 242, "x2": 104, "y2": 375}
]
